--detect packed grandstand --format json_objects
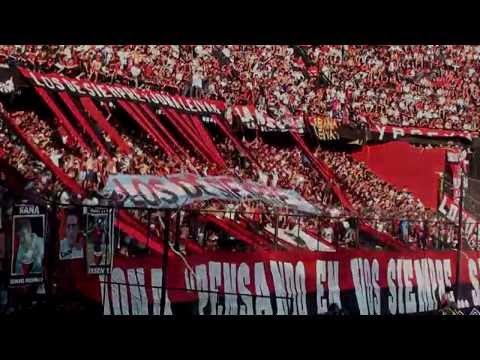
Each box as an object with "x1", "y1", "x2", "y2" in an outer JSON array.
[{"x1": 0, "y1": 45, "x2": 479, "y2": 315}]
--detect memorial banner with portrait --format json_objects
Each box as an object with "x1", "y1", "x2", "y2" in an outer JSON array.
[
  {"x1": 9, "y1": 204, "x2": 46, "y2": 286},
  {"x1": 85, "y1": 208, "x2": 114, "y2": 275},
  {"x1": 59, "y1": 208, "x2": 85, "y2": 261}
]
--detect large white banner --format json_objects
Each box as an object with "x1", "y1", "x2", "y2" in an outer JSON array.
[{"x1": 102, "y1": 173, "x2": 320, "y2": 215}]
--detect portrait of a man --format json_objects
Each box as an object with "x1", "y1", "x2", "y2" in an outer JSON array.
[{"x1": 12, "y1": 217, "x2": 44, "y2": 275}]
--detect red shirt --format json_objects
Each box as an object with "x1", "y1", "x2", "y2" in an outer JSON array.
[
  {"x1": 93, "y1": 227, "x2": 103, "y2": 243},
  {"x1": 143, "y1": 64, "x2": 153, "y2": 78},
  {"x1": 253, "y1": 209, "x2": 261, "y2": 222}
]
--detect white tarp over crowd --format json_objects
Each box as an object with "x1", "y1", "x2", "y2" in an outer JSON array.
[{"x1": 102, "y1": 173, "x2": 321, "y2": 215}]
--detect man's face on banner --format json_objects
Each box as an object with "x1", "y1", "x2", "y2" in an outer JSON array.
[
  {"x1": 17, "y1": 220, "x2": 33, "y2": 249},
  {"x1": 66, "y1": 214, "x2": 79, "y2": 246}
]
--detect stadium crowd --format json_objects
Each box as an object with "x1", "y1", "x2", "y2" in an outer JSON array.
[
  {"x1": 314, "y1": 149, "x2": 460, "y2": 249},
  {"x1": 1, "y1": 45, "x2": 478, "y2": 317},
  {"x1": 0, "y1": 102, "x2": 356, "y2": 252},
  {"x1": 0, "y1": 94, "x2": 469, "y2": 251},
  {"x1": 0, "y1": 105, "x2": 58, "y2": 195},
  {"x1": 2, "y1": 45, "x2": 480, "y2": 132},
  {"x1": 8, "y1": 107, "x2": 468, "y2": 251},
  {"x1": 0, "y1": 45, "x2": 477, "y2": 252},
  {"x1": 301, "y1": 45, "x2": 480, "y2": 131}
]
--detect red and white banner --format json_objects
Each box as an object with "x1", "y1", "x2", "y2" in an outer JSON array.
[
  {"x1": 446, "y1": 150, "x2": 469, "y2": 204},
  {"x1": 102, "y1": 173, "x2": 320, "y2": 215},
  {"x1": 372, "y1": 124, "x2": 477, "y2": 141},
  {"x1": 69, "y1": 248, "x2": 480, "y2": 315},
  {"x1": 438, "y1": 194, "x2": 479, "y2": 249},
  {"x1": 20, "y1": 68, "x2": 308, "y2": 134}
]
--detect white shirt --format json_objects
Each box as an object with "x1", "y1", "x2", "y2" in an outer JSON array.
[
  {"x1": 170, "y1": 45, "x2": 180, "y2": 58},
  {"x1": 192, "y1": 72, "x2": 203, "y2": 88},
  {"x1": 82, "y1": 197, "x2": 99, "y2": 214},
  {"x1": 118, "y1": 51, "x2": 128, "y2": 67},
  {"x1": 225, "y1": 204, "x2": 236, "y2": 220},
  {"x1": 50, "y1": 151, "x2": 62, "y2": 167},
  {"x1": 14, "y1": 233, "x2": 44, "y2": 274},
  {"x1": 131, "y1": 66, "x2": 141, "y2": 78},
  {"x1": 271, "y1": 171, "x2": 279, "y2": 187},
  {"x1": 59, "y1": 238, "x2": 84, "y2": 260},
  {"x1": 222, "y1": 47, "x2": 231, "y2": 58},
  {"x1": 295, "y1": 175, "x2": 305, "y2": 186},
  {"x1": 258, "y1": 171, "x2": 268, "y2": 185},
  {"x1": 329, "y1": 208, "x2": 341, "y2": 217},
  {"x1": 321, "y1": 227, "x2": 334, "y2": 242},
  {"x1": 60, "y1": 191, "x2": 70, "y2": 205},
  {"x1": 64, "y1": 47, "x2": 72, "y2": 60},
  {"x1": 195, "y1": 45, "x2": 204, "y2": 57},
  {"x1": 225, "y1": 107, "x2": 233, "y2": 123}
]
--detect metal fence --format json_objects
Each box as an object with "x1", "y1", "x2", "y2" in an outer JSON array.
[
  {"x1": 2, "y1": 198, "x2": 476, "y2": 260},
  {"x1": 53, "y1": 204, "x2": 361, "y2": 254},
  {"x1": 1, "y1": 198, "x2": 479, "y2": 314}
]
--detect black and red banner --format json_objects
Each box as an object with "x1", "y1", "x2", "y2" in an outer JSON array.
[
  {"x1": 18, "y1": 67, "x2": 225, "y2": 116},
  {"x1": 69, "y1": 248, "x2": 480, "y2": 315},
  {"x1": 305, "y1": 116, "x2": 367, "y2": 144},
  {"x1": 371, "y1": 124, "x2": 477, "y2": 142}
]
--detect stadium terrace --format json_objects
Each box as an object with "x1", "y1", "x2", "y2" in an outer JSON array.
[{"x1": 0, "y1": 45, "x2": 479, "y2": 316}]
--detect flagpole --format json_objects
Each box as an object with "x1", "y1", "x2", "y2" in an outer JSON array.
[
  {"x1": 160, "y1": 209, "x2": 171, "y2": 315},
  {"x1": 454, "y1": 170, "x2": 464, "y2": 304}
]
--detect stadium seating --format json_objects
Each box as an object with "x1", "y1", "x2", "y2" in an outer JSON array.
[{"x1": 0, "y1": 45, "x2": 473, "y2": 253}]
